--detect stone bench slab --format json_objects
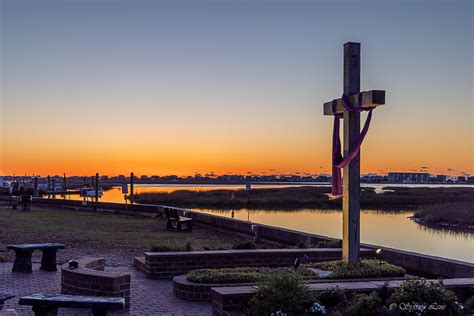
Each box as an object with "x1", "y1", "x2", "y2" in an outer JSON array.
[
  {"x1": 19, "y1": 294, "x2": 125, "y2": 309},
  {"x1": 7, "y1": 243, "x2": 65, "y2": 251},
  {"x1": 0, "y1": 292, "x2": 14, "y2": 303}
]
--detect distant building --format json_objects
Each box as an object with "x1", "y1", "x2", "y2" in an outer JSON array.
[
  {"x1": 387, "y1": 172, "x2": 430, "y2": 183},
  {"x1": 436, "y1": 175, "x2": 447, "y2": 183}
]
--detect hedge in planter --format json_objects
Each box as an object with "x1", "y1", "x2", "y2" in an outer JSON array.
[
  {"x1": 187, "y1": 266, "x2": 318, "y2": 284},
  {"x1": 309, "y1": 259, "x2": 405, "y2": 278}
]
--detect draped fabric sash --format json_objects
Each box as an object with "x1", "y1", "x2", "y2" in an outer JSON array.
[{"x1": 331, "y1": 95, "x2": 374, "y2": 196}]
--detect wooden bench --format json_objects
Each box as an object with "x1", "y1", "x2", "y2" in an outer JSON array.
[
  {"x1": 19, "y1": 293, "x2": 125, "y2": 316},
  {"x1": 164, "y1": 207, "x2": 193, "y2": 232},
  {"x1": 0, "y1": 292, "x2": 14, "y2": 311},
  {"x1": 7, "y1": 243, "x2": 65, "y2": 273}
]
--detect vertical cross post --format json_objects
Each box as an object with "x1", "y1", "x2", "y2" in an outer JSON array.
[
  {"x1": 130, "y1": 172, "x2": 134, "y2": 205},
  {"x1": 95, "y1": 172, "x2": 99, "y2": 203},
  {"x1": 343, "y1": 42, "x2": 361, "y2": 263}
]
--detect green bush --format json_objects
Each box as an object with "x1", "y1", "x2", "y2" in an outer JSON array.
[
  {"x1": 314, "y1": 287, "x2": 346, "y2": 308},
  {"x1": 464, "y1": 296, "x2": 474, "y2": 311},
  {"x1": 375, "y1": 282, "x2": 394, "y2": 305},
  {"x1": 344, "y1": 292, "x2": 382, "y2": 316},
  {"x1": 247, "y1": 271, "x2": 318, "y2": 316},
  {"x1": 186, "y1": 266, "x2": 317, "y2": 284},
  {"x1": 311, "y1": 259, "x2": 405, "y2": 278},
  {"x1": 388, "y1": 279, "x2": 463, "y2": 315}
]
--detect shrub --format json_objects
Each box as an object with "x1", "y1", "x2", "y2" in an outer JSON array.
[
  {"x1": 344, "y1": 292, "x2": 382, "y2": 316},
  {"x1": 232, "y1": 241, "x2": 257, "y2": 249},
  {"x1": 186, "y1": 266, "x2": 317, "y2": 284},
  {"x1": 311, "y1": 259, "x2": 405, "y2": 278},
  {"x1": 464, "y1": 296, "x2": 474, "y2": 311},
  {"x1": 247, "y1": 271, "x2": 318, "y2": 316},
  {"x1": 314, "y1": 287, "x2": 346, "y2": 308},
  {"x1": 388, "y1": 279, "x2": 463, "y2": 315},
  {"x1": 375, "y1": 282, "x2": 394, "y2": 305}
]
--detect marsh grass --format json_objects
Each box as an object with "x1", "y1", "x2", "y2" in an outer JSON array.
[
  {"x1": 414, "y1": 202, "x2": 474, "y2": 227},
  {"x1": 135, "y1": 186, "x2": 474, "y2": 213}
]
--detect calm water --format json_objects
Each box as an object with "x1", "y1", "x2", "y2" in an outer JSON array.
[{"x1": 62, "y1": 183, "x2": 474, "y2": 263}]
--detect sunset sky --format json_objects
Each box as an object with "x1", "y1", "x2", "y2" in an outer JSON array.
[{"x1": 1, "y1": 0, "x2": 472, "y2": 177}]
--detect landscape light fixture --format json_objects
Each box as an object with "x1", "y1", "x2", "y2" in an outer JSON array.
[
  {"x1": 68, "y1": 260, "x2": 78, "y2": 269},
  {"x1": 375, "y1": 248, "x2": 383, "y2": 265},
  {"x1": 294, "y1": 254, "x2": 309, "y2": 270}
]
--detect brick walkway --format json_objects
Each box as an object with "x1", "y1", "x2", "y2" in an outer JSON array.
[{"x1": 1, "y1": 263, "x2": 212, "y2": 316}]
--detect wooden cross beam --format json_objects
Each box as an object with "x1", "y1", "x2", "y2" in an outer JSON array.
[
  {"x1": 323, "y1": 90, "x2": 385, "y2": 115},
  {"x1": 323, "y1": 42, "x2": 386, "y2": 264}
]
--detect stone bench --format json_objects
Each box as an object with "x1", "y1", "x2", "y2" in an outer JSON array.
[
  {"x1": 139, "y1": 248, "x2": 375, "y2": 279},
  {"x1": 211, "y1": 278, "x2": 474, "y2": 316},
  {"x1": 18, "y1": 293, "x2": 124, "y2": 316},
  {"x1": 0, "y1": 293, "x2": 14, "y2": 310},
  {"x1": 61, "y1": 257, "x2": 131, "y2": 308},
  {"x1": 7, "y1": 243, "x2": 65, "y2": 273}
]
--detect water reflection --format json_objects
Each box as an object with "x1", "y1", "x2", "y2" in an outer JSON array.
[
  {"x1": 197, "y1": 208, "x2": 474, "y2": 263},
  {"x1": 413, "y1": 221, "x2": 474, "y2": 239}
]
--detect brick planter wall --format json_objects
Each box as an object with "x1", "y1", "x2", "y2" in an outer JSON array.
[
  {"x1": 174, "y1": 274, "x2": 408, "y2": 302},
  {"x1": 61, "y1": 257, "x2": 131, "y2": 308},
  {"x1": 173, "y1": 275, "x2": 255, "y2": 302},
  {"x1": 143, "y1": 248, "x2": 374, "y2": 279}
]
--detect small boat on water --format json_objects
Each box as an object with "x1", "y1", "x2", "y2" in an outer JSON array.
[{"x1": 79, "y1": 186, "x2": 103, "y2": 198}]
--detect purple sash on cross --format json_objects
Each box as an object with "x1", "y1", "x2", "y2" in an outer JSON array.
[{"x1": 331, "y1": 95, "x2": 374, "y2": 196}]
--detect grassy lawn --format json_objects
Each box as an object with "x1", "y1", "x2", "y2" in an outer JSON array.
[{"x1": 0, "y1": 205, "x2": 253, "y2": 261}]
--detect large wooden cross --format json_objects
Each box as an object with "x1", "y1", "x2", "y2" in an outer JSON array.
[{"x1": 323, "y1": 42, "x2": 385, "y2": 263}]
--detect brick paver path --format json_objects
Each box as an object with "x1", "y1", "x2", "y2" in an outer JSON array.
[{"x1": 1, "y1": 263, "x2": 211, "y2": 316}]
